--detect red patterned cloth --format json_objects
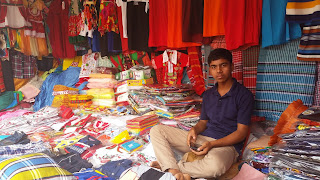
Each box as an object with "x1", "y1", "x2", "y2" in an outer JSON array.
[
  {"x1": 242, "y1": 46, "x2": 260, "y2": 96},
  {"x1": 187, "y1": 47, "x2": 205, "y2": 95}
]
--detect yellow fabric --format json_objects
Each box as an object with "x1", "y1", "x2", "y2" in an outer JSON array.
[
  {"x1": 89, "y1": 73, "x2": 115, "y2": 79},
  {"x1": 87, "y1": 88, "x2": 114, "y2": 95},
  {"x1": 53, "y1": 85, "x2": 79, "y2": 92},
  {"x1": 110, "y1": 130, "x2": 131, "y2": 144},
  {"x1": 55, "y1": 135, "x2": 85, "y2": 149},
  {"x1": 69, "y1": 95, "x2": 94, "y2": 101},
  {"x1": 63, "y1": 56, "x2": 83, "y2": 71},
  {"x1": 51, "y1": 94, "x2": 70, "y2": 107},
  {"x1": 37, "y1": 37, "x2": 49, "y2": 60}
]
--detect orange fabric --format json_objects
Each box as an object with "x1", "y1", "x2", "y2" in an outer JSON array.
[
  {"x1": 268, "y1": 99, "x2": 308, "y2": 146},
  {"x1": 36, "y1": 37, "x2": 49, "y2": 60},
  {"x1": 167, "y1": 0, "x2": 201, "y2": 48},
  {"x1": 203, "y1": 0, "x2": 225, "y2": 37}
]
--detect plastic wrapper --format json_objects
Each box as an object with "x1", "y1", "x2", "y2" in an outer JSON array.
[{"x1": 269, "y1": 167, "x2": 319, "y2": 180}]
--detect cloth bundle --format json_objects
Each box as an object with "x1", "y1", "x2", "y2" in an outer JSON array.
[
  {"x1": 51, "y1": 85, "x2": 79, "y2": 107},
  {"x1": 126, "y1": 115, "x2": 159, "y2": 135}
]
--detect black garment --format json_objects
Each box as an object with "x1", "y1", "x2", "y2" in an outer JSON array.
[
  {"x1": 37, "y1": 55, "x2": 53, "y2": 71},
  {"x1": 1, "y1": 60, "x2": 14, "y2": 91},
  {"x1": 139, "y1": 168, "x2": 166, "y2": 180},
  {"x1": 127, "y1": 1, "x2": 150, "y2": 51},
  {"x1": 53, "y1": 153, "x2": 93, "y2": 173},
  {"x1": 99, "y1": 32, "x2": 122, "y2": 57}
]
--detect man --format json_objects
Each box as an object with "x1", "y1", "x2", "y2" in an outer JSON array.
[{"x1": 150, "y1": 48, "x2": 254, "y2": 180}]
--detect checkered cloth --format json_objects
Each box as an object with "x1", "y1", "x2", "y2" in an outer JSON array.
[
  {"x1": 0, "y1": 60, "x2": 5, "y2": 93},
  {"x1": 10, "y1": 50, "x2": 36, "y2": 79},
  {"x1": 242, "y1": 46, "x2": 260, "y2": 96},
  {"x1": 314, "y1": 62, "x2": 320, "y2": 106}
]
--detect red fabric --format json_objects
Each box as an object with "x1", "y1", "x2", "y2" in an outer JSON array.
[
  {"x1": 152, "y1": 51, "x2": 189, "y2": 85},
  {"x1": 148, "y1": 0, "x2": 168, "y2": 47},
  {"x1": 231, "y1": 51, "x2": 243, "y2": 84},
  {"x1": 0, "y1": 5, "x2": 7, "y2": 23},
  {"x1": 187, "y1": 47, "x2": 205, "y2": 95},
  {"x1": 0, "y1": 60, "x2": 5, "y2": 93},
  {"x1": 117, "y1": 6, "x2": 128, "y2": 52},
  {"x1": 46, "y1": 0, "x2": 76, "y2": 58},
  {"x1": 222, "y1": 0, "x2": 262, "y2": 50}
]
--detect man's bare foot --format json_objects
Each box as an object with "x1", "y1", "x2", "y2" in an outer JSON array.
[
  {"x1": 150, "y1": 161, "x2": 161, "y2": 170},
  {"x1": 174, "y1": 173, "x2": 191, "y2": 180}
]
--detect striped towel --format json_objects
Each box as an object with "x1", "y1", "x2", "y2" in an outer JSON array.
[
  {"x1": 314, "y1": 62, "x2": 320, "y2": 106},
  {"x1": 254, "y1": 39, "x2": 317, "y2": 121},
  {"x1": 297, "y1": 24, "x2": 320, "y2": 61},
  {"x1": 242, "y1": 46, "x2": 260, "y2": 96}
]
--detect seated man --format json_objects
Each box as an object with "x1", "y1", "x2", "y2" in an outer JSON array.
[{"x1": 150, "y1": 48, "x2": 254, "y2": 180}]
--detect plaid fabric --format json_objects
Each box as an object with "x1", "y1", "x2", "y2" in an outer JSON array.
[
  {"x1": 254, "y1": 39, "x2": 317, "y2": 121},
  {"x1": 314, "y1": 62, "x2": 320, "y2": 106},
  {"x1": 232, "y1": 51, "x2": 243, "y2": 84},
  {"x1": 10, "y1": 50, "x2": 36, "y2": 79},
  {"x1": 0, "y1": 153, "x2": 75, "y2": 180},
  {"x1": 0, "y1": 61, "x2": 5, "y2": 93},
  {"x1": 242, "y1": 46, "x2": 260, "y2": 96}
]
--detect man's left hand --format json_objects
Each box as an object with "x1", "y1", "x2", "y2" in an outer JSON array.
[{"x1": 190, "y1": 141, "x2": 213, "y2": 155}]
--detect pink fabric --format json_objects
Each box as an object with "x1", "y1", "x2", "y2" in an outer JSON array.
[
  {"x1": 19, "y1": 83, "x2": 40, "y2": 100},
  {"x1": 0, "y1": 110, "x2": 31, "y2": 121},
  {"x1": 87, "y1": 82, "x2": 115, "y2": 89}
]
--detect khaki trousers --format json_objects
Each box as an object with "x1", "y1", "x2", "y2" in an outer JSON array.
[{"x1": 150, "y1": 125, "x2": 238, "y2": 178}]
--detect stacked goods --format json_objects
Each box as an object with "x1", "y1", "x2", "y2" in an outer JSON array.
[
  {"x1": 51, "y1": 85, "x2": 79, "y2": 108},
  {"x1": 126, "y1": 115, "x2": 159, "y2": 136},
  {"x1": 115, "y1": 65, "x2": 154, "y2": 105},
  {"x1": 128, "y1": 84, "x2": 202, "y2": 118},
  {"x1": 86, "y1": 73, "x2": 117, "y2": 108}
]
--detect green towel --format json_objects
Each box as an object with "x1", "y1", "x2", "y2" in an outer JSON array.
[{"x1": 0, "y1": 91, "x2": 14, "y2": 110}]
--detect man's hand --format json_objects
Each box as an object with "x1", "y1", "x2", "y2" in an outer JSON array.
[
  {"x1": 187, "y1": 128, "x2": 197, "y2": 147},
  {"x1": 190, "y1": 141, "x2": 213, "y2": 156}
]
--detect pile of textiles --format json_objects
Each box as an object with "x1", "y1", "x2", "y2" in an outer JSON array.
[
  {"x1": 86, "y1": 73, "x2": 117, "y2": 108},
  {"x1": 126, "y1": 114, "x2": 159, "y2": 135},
  {"x1": 128, "y1": 84, "x2": 202, "y2": 118},
  {"x1": 268, "y1": 123, "x2": 320, "y2": 179}
]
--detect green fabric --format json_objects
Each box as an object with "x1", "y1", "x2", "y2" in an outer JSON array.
[
  {"x1": 0, "y1": 91, "x2": 14, "y2": 110},
  {"x1": 14, "y1": 91, "x2": 23, "y2": 102}
]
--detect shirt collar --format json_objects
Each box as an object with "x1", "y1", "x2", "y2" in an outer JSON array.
[
  {"x1": 163, "y1": 50, "x2": 178, "y2": 65},
  {"x1": 212, "y1": 78, "x2": 237, "y2": 97}
]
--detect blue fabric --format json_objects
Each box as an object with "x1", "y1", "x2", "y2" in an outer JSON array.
[
  {"x1": 261, "y1": 0, "x2": 301, "y2": 48},
  {"x1": 33, "y1": 67, "x2": 80, "y2": 111},
  {"x1": 200, "y1": 79, "x2": 254, "y2": 153},
  {"x1": 254, "y1": 39, "x2": 316, "y2": 121},
  {"x1": 73, "y1": 169, "x2": 115, "y2": 180},
  {"x1": 97, "y1": 159, "x2": 132, "y2": 179},
  {"x1": 5, "y1": 92, "x2": 18, "y2": 109},
  {"x1": 89, "y1": 30, "x2": 101, "y2": 52}
]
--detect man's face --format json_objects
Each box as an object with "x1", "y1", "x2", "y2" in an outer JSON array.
[{"x1": 209, "y1": 58, "x2": 233, "y2": 83}]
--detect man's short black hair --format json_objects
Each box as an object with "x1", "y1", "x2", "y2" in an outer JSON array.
[{"x1": 208, "y1": 48, "x2": 232, "y2": 65}]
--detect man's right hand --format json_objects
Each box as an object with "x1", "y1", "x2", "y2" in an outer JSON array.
[{"x1": 187, "y1": 128, "x2": 197, "y2": 147}]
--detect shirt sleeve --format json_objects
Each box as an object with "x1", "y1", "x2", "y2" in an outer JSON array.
[
  {"x1": 237, "y1": 91, "x2": 254, "y2": 125},
  {"x1": 200, "y1": 91, "x2": 209, "y2": 120},
  {"x1": 152, "y1": 55, "x2": 163, "y2": 70}
]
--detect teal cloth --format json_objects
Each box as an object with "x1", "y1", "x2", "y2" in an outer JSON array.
[{"x1": 0, "y1": 91, "x2": 14, "y2": 110}]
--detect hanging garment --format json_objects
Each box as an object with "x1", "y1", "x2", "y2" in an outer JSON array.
[
  {"x1": 46, "y1": 0, "x2": 76, "y2": 58},
  {"x1": 297, "y1": 23, "x2": 320, "y2": 61},
  {"x1": 254, "y1": 39, "x2": 317, "y2": 121},
  {"x1": 152, "y1": 50, "x2": 189, "y2": 86},
  {"x1": 242, "y1": 46, "x2": 260, "y2": 96},
  {"x1": 222, "y1": 0, "x2": 262, "y2": 50},
  {"x1": 167, "y1": 0, "x2": 201, "y2": 48},
  {"x1": 286, "y1": 0, "x2": 320, "y2": 24},
  {"x1": 10, "y1": 49, "x2": 37, "y2": 79},
  {"x1": 187, "y1": 47, "x2": 205, "y2": 96},
  {"x1": 148, "y1": 0, "x2": 167, "y2": 48},
  {"x1": 203, "y1": 0, "x2": 224, "y2": 37},
  {"x1": 99, "y1": 32, "x2": 122, "y2": 57},
  {"x1": 261, "y1": 0, "x2": 301, "y2": 48},
  {"x1": 116, "y1": 5, "x2": 128, "y2": 52},
  {"x1": 127, "y1": 1, "x2": 149, "y2": 51},
  {"x1": 98, "y1": 0, "x2": 119, "y2": 36},
  {"x1": 78, "y1": 0, "x2": 98, "y2": 38},
  {"x1": 182, "y1": 0, "x2": 203, "y2": 43},
  {"x1": 0, "y1": 0, "x2": 30, "y2": 29}
]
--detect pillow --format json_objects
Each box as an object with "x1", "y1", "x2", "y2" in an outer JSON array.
[
  {"x1": 268, "y1": 99, "x2": 308, "y2": 146},
  {"x1": 0, "y1": 153, "x2": 76, "y2": 180}
]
